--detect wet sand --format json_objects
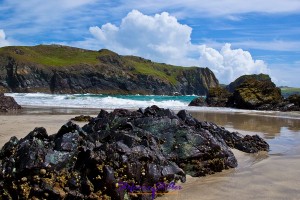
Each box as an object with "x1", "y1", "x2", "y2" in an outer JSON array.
[
  {"x1": 159, "y1": 111, "x2": 300, "y2": 200},
  {"x1": 1, "y1": 108, "x2": 300, "y2": 200}
]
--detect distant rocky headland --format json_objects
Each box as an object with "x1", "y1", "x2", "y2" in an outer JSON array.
[
  {"x1": 189, "y1": 74, "x2": 300, "y2": 111},
  {"x1": 0, "y1": 45, "x2": 218, "y2": 95}
]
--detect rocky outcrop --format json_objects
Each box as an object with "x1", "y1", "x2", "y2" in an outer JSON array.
[
  {"x1": 206, "y1": 87, "x2": 233, "y2": 107},
  {"x1": 0, "y1": 106, "x2": 269, "y2": 199},
  {"x1": 233, "y1": 77, "x2": 283, "y2": 109},
  {"x1": 0, "y1": 93, "x2": 21, "y2": 112},
  {"x1": 71, "y1": 115, "x2": 93, "y2": 122},
  {"x1": 188, "y1": 96, "x2": 207, "y2": 106},
  {"x1": 279, "y1": 94, "x2": 300, "y2": 111},
  {"x1": 226, "y1": 74, "x2": 272, "y2": 93},
  {"x1": 188, "y1": 74, "x2": 300, "y2": 111},
  {"x1": 0, "y1": 45, "x2": 219, "y2": 95},
  {"x1": 287, "y1": 94, "x2": 300, "y2": 106}
]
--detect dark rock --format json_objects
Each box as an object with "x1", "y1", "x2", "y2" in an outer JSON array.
[
  {"x1": 71, "y1": 115, "x2": 93, "y2": 122},
  {"x1": 0, "y1": 93, "x2": 21, "y2": 112},
  {"x1": 206, "y1": 87, "x2": 233, "y2": 107},
  {"x1": 226, "y1": 74, "x2": 272, "y2": 93},
  {"x1": 287, "y1": 94, "x2": 300, "y2": 106},
  {"x1": 233, "y1": 77, "x2": 283, "y2": 109},
  {"x1": 188, "y1": 96, "x2": 207, "y2": 106},
  {"x1": 188, "y1": 74, "x2": 300, "y2": 111},
  {"x1": 0, "y1": 106, "x2": 269, "y2": 199}
]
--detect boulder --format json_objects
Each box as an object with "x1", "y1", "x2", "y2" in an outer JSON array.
[
  {"x1": 277, "y1": 94, "x2": 300, "y2": 111},
  {"x1": 0, "y1": 106, "x2": 269, "y2": 199},
  {"x1": 233, "y1": 78, "x2": 283, "y2": 109},
  {"x1": 287, "y1": 94, "x2": 300, "y2": 106},
  {"x1": 226, "y1": 74, "x2": 272, "y2": 93},
  {"x1": 71, "y1": 115, "x2": 93, "y2": 122},
  {"x1": 0, "y1": 93, "x2": 21, "y2": 112},
  {"x1": 206, "y1": 87, "x2": 233, "y2": 107},
  {"x1": 188, "y1": 96, "x2": 207, "y2": 106},
  {"x1": 188, "y1": 74, "x2": 300, "y2": 111}
]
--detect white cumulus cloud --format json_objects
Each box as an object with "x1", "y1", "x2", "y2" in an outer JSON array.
[
  {"x1": 89, "y1": 10, "x2": 193, "y2": 63},
  {"x1": 198, "y1": 43, "x2": 268, "y2": 83},
  {"x1": 81, "y1": 10, "x2": 269, "y2": 84},
  {"x1": 0, "y1": 29, "x2": 10, "y2": 47}
]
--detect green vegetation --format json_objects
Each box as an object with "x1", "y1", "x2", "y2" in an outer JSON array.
[
  {"x1": 280, "y1": 87, "x2": 300, "y2": 98},
  {"x1": 0, "y1": 45, "x2": 102, "y2": 66},
  {"x1": 123, "y1": 56, "x2": 188, "y2": 85},
  {"x1": 0, "y1": 45, "x2": 194, "y2": 84}
]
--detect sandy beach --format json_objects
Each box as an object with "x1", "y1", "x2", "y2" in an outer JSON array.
[
  {"x1": 1, "y1": 109, "x2": 300, "y2": 200},
  {"x1": 0, "y1": 115, "x2": 88, "y2": 147}
]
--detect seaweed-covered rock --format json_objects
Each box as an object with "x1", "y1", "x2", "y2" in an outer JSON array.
[
  {"x1": 0, "y1": 93, "x2": 21, "y2": 112},
  {"x1": 226, "y1": 74, "x2": 272, "y2": 93},
  {"x1": 0, "y1": 106, "x2": 269, "y2": 199},
  {"x1": 287, "y1": 94, "x2": 300, "y2": 106},
  {"x1": 277, "y1": 94, "x2": 300, "y2": 111},
  {"x1": 188, "y1": 97, "x2": 207, "y2": 106},
  {"x1": 233, "y1": 78, "x2": 283, "y2": 109},
  {"x1": 71, "y1": 115, "x2": 93, "y2": 122},
  {"x1": 206, "y1": 87, "x2": 233, "y2": 107},
  {"x1": 188, "y1": 74, "x2": 300, "y2": 111}
]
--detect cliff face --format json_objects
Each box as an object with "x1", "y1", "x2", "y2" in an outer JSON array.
[{"x1": 0, "y1": 45, "x2": 218, "y2": 95}]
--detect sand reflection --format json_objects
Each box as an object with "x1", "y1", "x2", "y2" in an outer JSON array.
[{"x1": 191, "y1": 111, "x2": 300, "y2": 138}]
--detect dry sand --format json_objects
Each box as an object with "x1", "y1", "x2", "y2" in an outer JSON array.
[{"x1": 0, "y1": 114, "x2": 89, "y2": 147}]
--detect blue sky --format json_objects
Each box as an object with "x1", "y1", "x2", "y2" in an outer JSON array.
[{"x1": 0, "y1": 0, "x2": 300, "y2": 86}]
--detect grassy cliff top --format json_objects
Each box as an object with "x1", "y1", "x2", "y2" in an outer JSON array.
[
  {"x1": 280, "y1": 87, "x2": 300, "y2": 98},
  {"x1": 0, "y1": 44, "x2": 203, "y2": 85},
  {"x1": 0, "y1": 45, "x2": 103, "y2": 66}
]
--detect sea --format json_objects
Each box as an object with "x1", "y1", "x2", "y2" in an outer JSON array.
[
  {"x1": 6, "y1": 93, "x2": 195, "y2": 109},
  {"x1": 6, "y1": 93, "x2": 300, "y2": 119}
]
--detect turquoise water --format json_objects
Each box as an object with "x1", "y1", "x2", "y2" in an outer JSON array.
[{"x1": 6, "y1": 93, "x2": 198, "y2": 109}]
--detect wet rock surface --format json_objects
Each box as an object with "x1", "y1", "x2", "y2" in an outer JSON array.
[
  {"x1": 0, "y1": 106, "x2": 269, "y2": 199},
  {"x1": 188, "y1": 97, "x2": 207, "y2": 106},
  {"x1": 205, "y1": 87, "x2": 233, "y2": 107},
  {"x1": 189, "y1": 74, "x2": 300, "y2": 111},
  {"x1": 233, "y1": 77, "x2": 283, "y2": 109},
  {"x1": 0, "y1": 93, "x2": 21, "y2": 112},
  {"x1": 71, "y1": 115, "x2": 94, "y2": 122}
]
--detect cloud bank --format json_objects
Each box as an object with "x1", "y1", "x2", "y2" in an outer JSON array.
[
  {"x1": 0, "y1": 29, "x2": 10, "y2": 47},
  {"x1": 86, "y1": 10, "x2": 268, "y2": 84}
]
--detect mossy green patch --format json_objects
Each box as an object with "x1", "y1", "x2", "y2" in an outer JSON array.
[
  {"x1": 280, "y1": 87, "x2": 300, "y2": 98},
  {"x1": 0, "y1": 45, "x2": 104, "y2": 67},
  {"x1": 123, "y1": 56, "x2": 188, "y2": 85}
]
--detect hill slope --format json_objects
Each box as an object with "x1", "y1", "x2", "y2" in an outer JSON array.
[{"x1": 0, "y1": 45, "x2": 218, "y2": 95}]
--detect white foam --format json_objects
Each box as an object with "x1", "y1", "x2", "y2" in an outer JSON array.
[
  {"x1": 5, "y1": 93, "x2": 300, "y2": 119},
  {"x1": 5, "y1": 93, "x2": 187, "y2": 109}
]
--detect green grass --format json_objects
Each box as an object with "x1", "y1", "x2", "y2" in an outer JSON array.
[
  {"x1": 0, "y1": 45, "x2": 103, "y2": 66},
  {"x1": 280, "y1": 87, "x2": 300, "y2": 98},
  {"x1": 123, "y1": 56, "x2": 187, "y2": 85}
]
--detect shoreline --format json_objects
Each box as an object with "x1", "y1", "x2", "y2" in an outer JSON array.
[
  {"x1": 2, "y1": 105, "x2": 300, "y2": 120},
  {"x1": 0, "y1": 106, "x2": 300, "y2": 199}
]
